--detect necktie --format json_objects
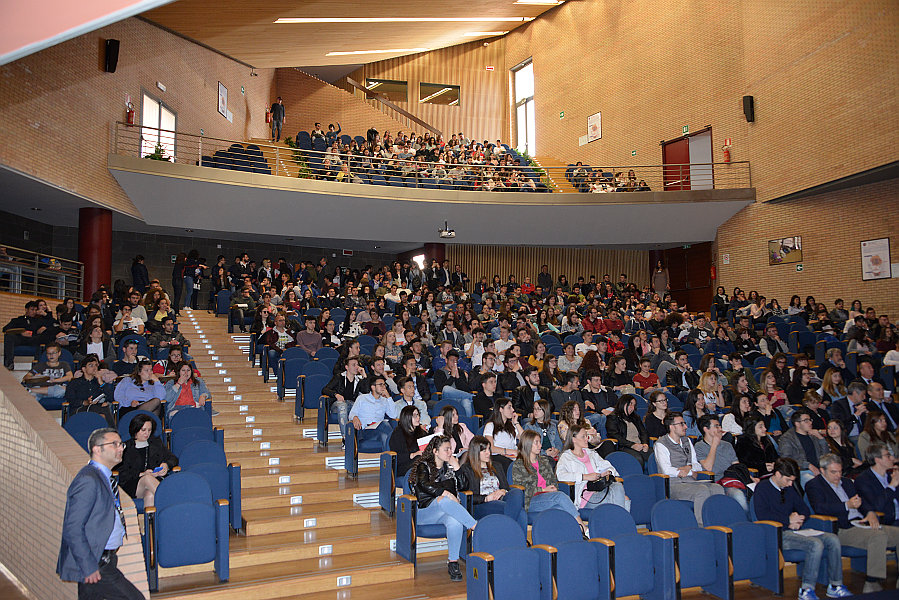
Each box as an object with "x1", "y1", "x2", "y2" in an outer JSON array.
[{"x1": 109, "y1": 474, "x2": 127, "y2": 535}]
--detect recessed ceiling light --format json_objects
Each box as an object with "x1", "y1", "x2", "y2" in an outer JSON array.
[
  {"x1": 30, "y1": 207, "x2": 42, "y2": 211},
  {"x1": 462, "y1": 31, "x2": 509, "y2": 36},
  {"x1": 374, "y1": 245, "x2": 381, "y2": 249},
  {"x1": 276, "y1": 17, "x2": 533, "y2": 24},
  {"x1": 185, "y1": 228, "x2": 194, "y2": 232},
  {"x1": 326, "y1": 48, "x2": 429, "y2": 57},
  {"x1": 420, "y1": 87, "x2": 454, "y2": 103}
]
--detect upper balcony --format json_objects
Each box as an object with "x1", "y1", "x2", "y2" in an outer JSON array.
[{"x1": 107, "y1": 123, "x2": 755, "y2": 247}]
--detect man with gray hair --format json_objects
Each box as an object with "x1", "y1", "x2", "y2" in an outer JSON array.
[
  {"x1": 57, "y1": 427, "x2": 143, "y2": 599},
  {"x1": 831, "y1": 381, "x2": 868, "y2": 438},
  {"x1": 806, "y1": 452, "x2": 899, "y2": 592},
  {"x1": 854, "y1": 442, "x2": 899, "y2": 527}
]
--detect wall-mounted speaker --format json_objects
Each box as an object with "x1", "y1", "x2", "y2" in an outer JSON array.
[
  {"x1": 742, "y1": 95, "x2": 755, "y2": 123},
  {"x1": 104, "y1": 39, "x2": 120, "y2": 73}
]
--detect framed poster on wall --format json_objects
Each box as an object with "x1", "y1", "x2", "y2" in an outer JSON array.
[
  {"x1": 861, "y1": 238, "x2": 891, "y2": 280},
  {"x1": 587, "y1": 112, "x2": 602, "y2": 142},
  {"x1": 218, "y1": 82, "x2": 228, "y2": 118},
  {"x1": 768, "y1": 236, "x2": 802, "y2": 265}
]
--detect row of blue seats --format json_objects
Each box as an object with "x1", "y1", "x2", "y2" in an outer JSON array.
[{"x1": 200, "y1": 143, "x2": 271, "y2": 174}]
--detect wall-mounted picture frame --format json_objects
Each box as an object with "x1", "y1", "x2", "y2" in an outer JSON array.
[
  {"x1": 861, "y1": 238, "x2": 891, "y2": 280},
  {"x1": 768, "y1": 236, "x2": 802, "y2": 265},
  {"x1": 217, "y1": 82, "x2": 228, "y2": 118}
]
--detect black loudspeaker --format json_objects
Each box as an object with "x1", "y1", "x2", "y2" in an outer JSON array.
[
  {"x1": 742, "y1": 95, "x2": 755, "y2": 122},
  {"x1": 104, "y1": 39, "x2": 120, "y2": 73}
]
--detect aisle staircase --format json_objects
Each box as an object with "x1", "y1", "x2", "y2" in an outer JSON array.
[
  {"x1": 152, "y1": 309, "x2": 464, "y2": 600},
  {"x1": 532, "y1": 156, "x2": 576, "y2": 193}
]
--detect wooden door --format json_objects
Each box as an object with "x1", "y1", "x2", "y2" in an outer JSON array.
[{"x1": 661, "y1": 138, "x2": 690, "y2": 191}]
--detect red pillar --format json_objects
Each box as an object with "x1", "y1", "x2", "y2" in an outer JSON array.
[
  {"x1": 78, "y1": 207, "x2": 112, "y2": 301},
  {"x1": 423, "y1": 243, "x2": 446, "y2": 265}
]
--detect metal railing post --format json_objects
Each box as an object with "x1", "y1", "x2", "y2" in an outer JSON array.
[
  {"x1": 198, "y1": 136, "x2": 203, "y2": 167},
  {"x1": 276, "y1": 146, "x2": 280, "y2": 176}
]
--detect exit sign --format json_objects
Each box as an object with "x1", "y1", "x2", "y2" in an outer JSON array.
[
  {"x1": 485, "y1": 65, "x2": 494, "y2": 71},
  {"x1": 683, "y1": 125, "x2": 689, "y2": 134},
  {"x1": 631, "y1": 150, "x2": 637, "y2": 156},
  {"x1": 559, "y1": 111, "x2": 565, "y2": 119}
]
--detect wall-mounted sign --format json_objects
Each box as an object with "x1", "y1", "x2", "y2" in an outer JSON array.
[
  {"x1": 861, "y1": 238, "x2": 891, "y2": 280},
  {"x1": 587, "y1": 112, "x2": 601, "y2": 142}
]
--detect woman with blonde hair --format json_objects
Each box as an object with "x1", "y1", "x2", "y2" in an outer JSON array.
[
  {"x1": 698, "y1": 370, "x2": 726, "y2": 410},
  {"x1": 818, "y1": 368, "x2": 848, "y2": 406}
]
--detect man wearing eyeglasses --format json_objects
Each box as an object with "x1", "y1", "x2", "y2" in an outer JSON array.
[
  {"x1": 855, "y1": 442, "x2": 899, "y2": 527},
  {"x1": 58, "y1": 428, "x2": 143, "y2": 599},
  {"x1": 806, "y1": 452, "x2": 899, "y2": 593},
  {"x1": 653, "y1": 412, "x2": 724, "y2": 525},
  {"x1": 778, "y1": 410, "x2": 829, "y2": 488}
]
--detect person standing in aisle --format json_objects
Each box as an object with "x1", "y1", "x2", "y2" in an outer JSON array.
[{"x1": 270, "y1": 97, "x2": 285, "y2": 143}]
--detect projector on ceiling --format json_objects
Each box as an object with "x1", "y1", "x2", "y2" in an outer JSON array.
[{"x1": 438, "y1": 221, "x2": 455, "y2": 239}]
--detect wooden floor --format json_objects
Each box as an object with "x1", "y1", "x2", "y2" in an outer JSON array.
[{"x1": 154, "y1": 309, "x2": 895, "y2": 600}]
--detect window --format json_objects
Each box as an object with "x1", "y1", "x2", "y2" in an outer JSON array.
[
  {"x1": 512, "y1": 60, "x2": 536, "y2": 155},
  {"x1": 365, "y1": 79, "x2": 408, "y2": 103},
  {"x1": 419, "y1": 82, "x2": 460, "y2": 106},
  {"x1": 141, "y1": 93, "x2": 176, "y2": 161}
]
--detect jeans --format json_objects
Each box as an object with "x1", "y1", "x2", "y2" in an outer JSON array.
[
  {"x1": 782, "y1": 529, "x2": 843, "y2": 589},
  {"x1": 528, "y1": 490, "x2": 581, "y2": 522},
  {"x1": 32, "y1": 384, "x2": 67, "y2": 410},
  {"x1": 271, "y1": 120, "x2": 283, "y2": 141},
  {"x1": 330, "y1": 399, "x2": 353, "y2": 437},
  {"x1": 586, "y1": 413, "x2": 607, "y2": 438},
  {"x1": 183, "y1": 276, "x2": 195, "y2": 309},
  {"x1": 356, "y1": 420, "x2": 394, "y2": 449},
  {"x1": 267, "y1": 349, "x2": 281, "y2": 376},
  {"x1": 799, "y1": 470, "x2": 815, "y2": 489},
  {"x1": 417, "y1": 496, "x2": 477, "y2": 561},
  {"x1": 668, "y1": 479, "x2": 725, "y2": 526},
  {"x1": 583, "y1": 481, "x2": 630, "y2": 511},
  {"x1": 724, "y1": 486, "x2": 749, "y2": 513},
  {"x1": 440, "y1": 386, "x2": 474, "y2": 416}
]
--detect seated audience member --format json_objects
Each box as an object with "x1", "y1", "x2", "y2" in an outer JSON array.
[
  {"x1": 653, "y1": 412, "x2": 725, "y2": 525},
  {"x1": 74, "y1": 325, "x2": 116, "y2": 367},
  {"x1": 724, "y1": 353, "x2": 759, "y2": 391},
  {"x1": 49, "y1": 313, "x2": 79, "y2": 349},
  {"x1": 824, "y1": 419, "x2": 865, "y2": 477},
  {"x1": 347, "y1": 375, "x2": 398, "y2": 448},
  {"x1": 853, "y1": 360, "x2": 885, "y2": 396},
  {"x1": 550, "y1": 371, "x2": 582, "y2": 414},
  {"x1": 111, "y1": 339, "x2": 147, "y2": 378},
  {"x1": 694, "y1": 414, "x2": 754, "y2": 512},
  {"x1": 665, "y1": 351, "x2": 700, "y2": 399},
  {"x1": 116, "y1": 413, "x2": 178, "y2": 508},
  {"x1": 753, "y1": 457, "x2": 851, "y2": 599},
  {"x1": 759, "y1": 323, "x2": 789, "y2": 358},
  {"x1": 816, "y1": 348, "x2": 854, "y2": 383},
  {"x1": 806, "y1": 453, "x2": 899, "y2": 593},
  {"x1": 408, "y1": 436, "x2": 476, "y2": 582},
  {"x1": 732, "y1": 326, "x2": 763, "y2": 363},
  {"x1": 116, "y1": 290, "x2": 149, "y2": 324},
  {"x1": 603, "y1": 355, "x2": 633, "y2": 394},
  {"x1": 855, "y1": 442, "x2": 899, "y2": 527},
  {"x1": 323, "y1": 356, "x2": 367, "y2": 444},
  {"x1": 393, "y1": 375, "x2": 431, "y2": 428},
  {"x1": 522, "y1": 399, "x2": 563, "y2": 459},
  {"x1": 22, "y1": 342, "x2": 72, "y2": 408},
  {"x1": 113, "y1": 304, "x2": 144, "y2": 339},
  {"x1": 787, "y1": 366, "x2": 816, "y2": 405},
  {"x1": 498, "y1": 351, "x2": 526, "y2": 393},
  {"x1": 294, "y1": 314, "x2": 323, "y2": 357},
  {"x1": 114, "y1": 360, "x2": 163, "y2": 417},
  {"x1": 831, "y1": 381, "x2": 869, "y2": 439},
  {"x1": 434, "y1": 350, "x2": 474, "y2": 416},
  {"x1": 800, "y1": 391, "x2": 831, "y2": 431},
  {"x1": 606, "y1": 393, "x2": 651, "y2": 465},
  {"x1": 163, "y1": 361, "x2": 212, "y2": 419},
  {"x1": 735, "y1": 414, "x2": 779, "y2": 477},
  {"x1": 753, "y1": 390, "x2": 788, "y2": 438},
  {"x1": 643, "y1": 389, "x2": 669, "y2": 438},
  {"x1": 431, "y1": 404, "x2": 474, "y2": 455},
  {"x1": 459, "y1": 436, "x2": 514, "y2": 518},
  {"x1": 259, "y1": 312, "x2": 294, "y2": 377},
  {"x1": 760, "y1": 368, "x2": 788, "y2": 408},
  {"x1": 721, "y1": 392, "x2": 753, "y2": 436},
  {"x1": 152, "y1": 346, "x2": 199, "y2": 378},
  {"x1": 483, "y1": 396, "x2": 523, "y2": 473},
  {"x1": 632, "y1": 357, "x2": 660, "y2": 390},
  {"x1": 3, "y1": 300, "x2": 44, "y2": 368},
  {"x1": 145, "y1": 297, "x2": 175, "y2": 334},
  {"x1": 388, "y1": 405, "x2": 429, "y2": 476},
  {"x1": 580, "y1": 369, "x2": 616, "y2": 436},
  {"x1": 512, "y1": 366, "x2": 551, "y2": 416},
  {"x1": 147, "y1": 317, "x2": 189, "y2": 352},
  {"x1": 229, "y1": 287, "x2": 257, "y2": 333},
  {"x1": 62, "y1": 354, "x2": 115, "y2": 425},
  {"x1": 557, "y1": 424, "x2": 629, "y2": 510},
  {"x1": 512, "y1": 429, "x2": 588, "y2": 534},
  {"x1": 778, "y1": 410, "x2": 828, "y2": 487},
  {"x1": 557, "y1": 343, "x2": 582, "y2": 373},
  {"x1": 472, "y1": 371, "x2": 500, "y2": 418},
  {"x1": 682, "y1": 389, "x2": 713, "y2": 438},
  {"x1": 866, "y1": 381, "x2": 898, "y2": 431},
  {"x1": 818, "y1": 367, "x2": 848, "y2": 407},
  {"x1": 858, "y1": 410, "x2": 898, "y2": 458}
]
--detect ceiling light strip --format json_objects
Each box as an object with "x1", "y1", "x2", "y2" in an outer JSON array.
[
  {"x1": 326, "y1": 48, "x2": 428, "y2": 57},
  {"x1": 275, "y1": 17, "x2": 533, "y2": 24}
]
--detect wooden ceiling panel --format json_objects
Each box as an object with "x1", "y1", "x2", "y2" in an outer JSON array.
[{"x1": 142, "y1": 0, "x2": 562, "y2": 67}]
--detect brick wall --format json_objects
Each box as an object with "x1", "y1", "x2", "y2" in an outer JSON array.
[
  {"x1": 275, "y1": 69, "x2": 407, "y2": 142},
  {"x1": 716, "y1": 178, "x2": 899, "y2": 319},
  {"x1": 0, "y1": 368, "x2": 147, "y2": 599},
  {"x1": 0, "y1": 17, "x2": 275, "y2": 218}
]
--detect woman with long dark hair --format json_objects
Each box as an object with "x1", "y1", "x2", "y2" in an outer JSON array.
[
  {"x1": 116, "y1": 413, "x2": 178, "y2": 507},
  {"x1": 824, "y1": 419, "x2": 864, "y2": 476},
  {"x1": 388, "y1": 405, "x2": 429, "y2": 476},
  {"x1": 735, "y1": 414, "x2": 779, "y2": 476},
  {"x1": 483, "y1": 397, "x2": 522, "y2": 472},
  {"x1": 163, "y1": 361, "x2": 211, "y2": 419},
  {"x1": 643, "y1": 389, "x2": 669, "y2": 438},
  {"x1": 408, "y1": 436, "x2": 477, "y2": 581},
  {"x1": 458, "y1": 436, "x2": 515, "y2": 519},
  {"x1": 606, "y1": 394, "x2": 651, "y2": 465},
  {"x1": 431, "y1": 404, "x2": 474, "y2": 455}
]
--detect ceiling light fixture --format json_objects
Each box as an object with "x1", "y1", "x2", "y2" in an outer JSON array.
[
  {"x1": 276, "y1": 17, "x2": 533, "y2": 24},
  {"x1": 30, "y1": 207, "x2": 42, "y2": 211},
  {"x1": 514, "y1": 1, "x2": 563, "y2": 5},
  {"x1": 462, "y1": 31, "x2": 509, "y2": 36},
  {"x1": 326, "y1": 48, "x2": 428, "y2": 56},
  {"x1": 420, "y1": 87, "x2": 453, "y2": 103}
]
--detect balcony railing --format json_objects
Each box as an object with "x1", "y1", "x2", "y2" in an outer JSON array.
[
  {"x1": 0, "y1": 244, "x2": 83, "y2": 300},
  {"x1": 112, "y1": 122, "x2": 751, "y2": 193}
]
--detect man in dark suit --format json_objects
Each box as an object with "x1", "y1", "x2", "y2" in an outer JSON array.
[
  {"x1": 512, "y1": 367, "x2": 551, "y2": 416},
  {"x1": 830, "y1": 381, "x2": 869, "y2": 438},
  {"x1": 815, "y1": 347, "x2": 854, "y2": 383},
  {"x1": 805, "y1": 453, "x2": 899, "y2": 593},
  {"x1": 855, "y1": 442, "x2": 899, "y2": 527},
  {"x1": 865, "y1": 381, "x2": 899, "y2": 432},
  {"x1": 665, "y1": 351, "x2": 700, "y2": 400},
  {"x1": 322, "y1": 356, "x2": 367, "y2": 445},
  {"x1": 57, "y1": 427, "x2": 143, "y2": 599}
]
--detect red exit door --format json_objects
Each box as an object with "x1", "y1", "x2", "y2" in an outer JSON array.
[{"x1": 662, "y1": 138, "x2": 690, "y2": 190}]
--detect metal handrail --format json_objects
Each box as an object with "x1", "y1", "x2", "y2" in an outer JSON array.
[
  {"x1": 344, "y1": 77, "x2": 442, "y2": 136},
  {"x1": 111, "y1": 122, "x2": 752, "y2": 193},
  {"x1": 0, "y1": 243, "x2": 83, "y2": 300}
]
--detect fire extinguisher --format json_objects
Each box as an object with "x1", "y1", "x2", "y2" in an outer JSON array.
[
  {"x1": 722, "y1": 146, "x2": 731, "y2": 163},
  {"x1": 710, "y1": 265, "x2": 717, "y2": 280},
  {"x1": 265, "y1": 108, "x2": 271, "y2": 124},
  {"x1": 125, "y1": 101, "x2": 134, "y2": 126}
]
